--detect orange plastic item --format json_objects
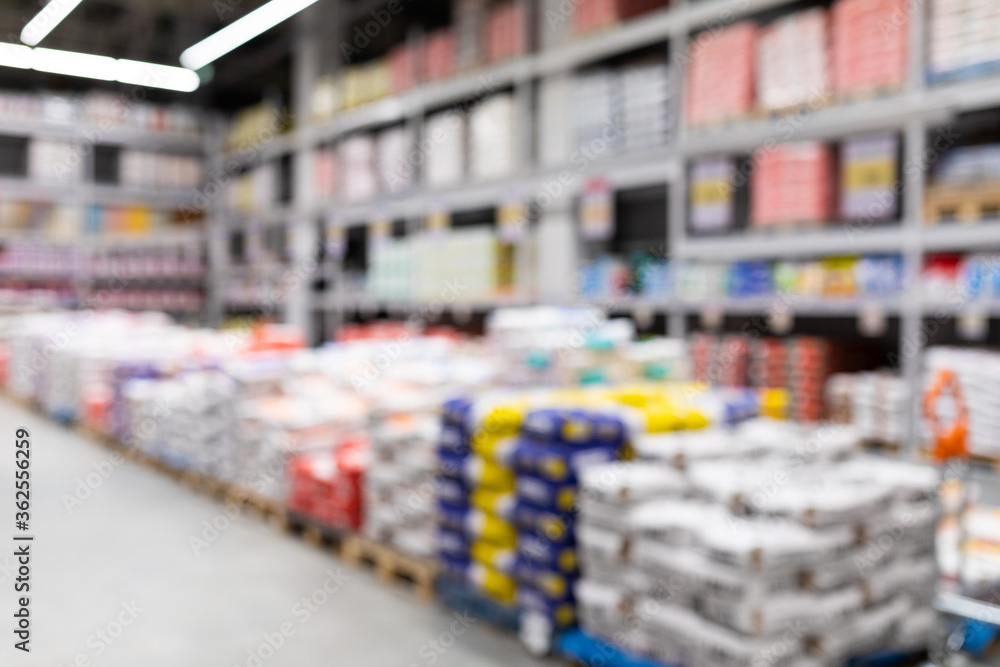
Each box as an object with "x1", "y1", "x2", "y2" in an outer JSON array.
[{"x1": 923, "y1": 368, "x2": 968, "y2": 462}]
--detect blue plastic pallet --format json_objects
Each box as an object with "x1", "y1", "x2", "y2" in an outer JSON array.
[
  {"x1": 436, "y1": 576, "x2": 520, "y2": 633},
  {"x1": 927, "y1": 60, "x2": 1000, "y2": 86},
  {"x1": 558, "y1": 628, "x2": 674, "y2": 667}
]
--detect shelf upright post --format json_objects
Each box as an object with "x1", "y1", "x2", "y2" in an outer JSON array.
[
  {"x1": 667, "y1": 6, "x2": 688, "y2": 339},
  {"x1": 900, "y1": 0, "x2": 928, "y2": 453},
  {"x1": 205, "y1": 115, "x2": 228, "y2": 328},
  {"x1": 288, "y1": 3, "x2": 323, "y2": 342}
]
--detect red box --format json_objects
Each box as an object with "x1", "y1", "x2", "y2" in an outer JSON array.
[
  {"x1": 830, "y1": 0, "x2": 908, "y2": 96},
  {"x1": 485, "y1": 1, "x2": 527, "y2": 63},
  {"x1": 287, "y1": 437, "x2": 370, "y2": 531},
  {"x1": 686, "y1": 21, "x2": 756, "y2": 126},
  {"x1": 751, "y1": 142, "x2": 836, "y2": 227}
]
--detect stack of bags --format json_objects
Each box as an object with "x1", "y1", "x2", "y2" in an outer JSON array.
[
  {"x1": 423, "y1": 110, "x2": 465, "y2": 187},
  {"x1": 287, "y1": 436, "x2": 369, "y2": 530},
  {"x1": 826, "y1": 372, "x2": 907, "y2": 446},
  {"x1": 469, "y1": 93, "x2": 516, "y2": 180},
  {"x1": 686, "y1": 22, "x2": 756, "y2": 126},
  {"x1": 513, "y1": 407, "x2": 629, "y2": 636},
  {"x1": 339, "y1": 134, "x2": 378, "y2": 202},
  {"x1": 437, "y1": 397, "x2": 523, "y2": 607},
  {"x1": 375, "y1": 125, "x2": 413, "y2": 194},
  {"x1": 575, "y1": 420, "x2": 937, "y2": 667},
  {"x1": 620, "y1": 61, "x2": 673, "y2": 152},
  {"x1": 572, "y1": 70, "x2": 622, "y2": 155},
  {"x1": 928, "y1": 0, "x2": 1000, "y2": 83},
  {"x1": 363, "y1": 387, "x2": 444, "y2": 557},
  {"x1": 840, "y1": 133, "x2": 900, "y2": 222},
  {"x1": 755, "y1": 8, "x2": 831, "y2": 111},
  {"x1": 830, "y1": 0, "x2": 908, "y2": 96},
  {"x1": 751, "y1": 142, "x2": 836, "y2": 228}
]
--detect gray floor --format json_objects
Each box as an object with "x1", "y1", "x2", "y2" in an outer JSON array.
[{"x1": 0, "y1": 397, "x2": 556, "y2": 667}]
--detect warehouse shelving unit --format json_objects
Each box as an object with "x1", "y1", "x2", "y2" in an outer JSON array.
[
  {"x1": 0, "y1": 100, "x2": 213, "y2": 322},
  {"x1": 216, "y1": 0, "x2": 1000, "y2": 449}
]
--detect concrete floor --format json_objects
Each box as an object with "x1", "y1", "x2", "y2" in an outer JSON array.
[{"x1": 0, "y1": 398, "x2": 556, "y2": 667}]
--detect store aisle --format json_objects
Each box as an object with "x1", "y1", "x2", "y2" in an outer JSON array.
[{"x1": 0, "y1": 398, "x2": 553, "y2": 667}]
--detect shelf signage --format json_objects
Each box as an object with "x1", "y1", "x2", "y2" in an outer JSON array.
[
  {"x1": 498, "y1": 200, "x2": 528, "y2": 243},
  {"x1": 580, "y1": 176, "x2": 614, "y2": 241}
]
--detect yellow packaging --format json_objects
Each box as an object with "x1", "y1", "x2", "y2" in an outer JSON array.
[
  {"x1": 466, "y1": 456, "x2": 514, "y2": 492},
  {"x1": 469, "y1": 563, "x2": 517, "y2": 604},
  {"x1": 467, "y1": 509, "x2": 516, "y2": 547},
  {"x1": 471, "y1": 489, "x2": 515, "y2": 519},
  {"x1": 471, "y1": 541, "x2": 516, "y2": 573}
]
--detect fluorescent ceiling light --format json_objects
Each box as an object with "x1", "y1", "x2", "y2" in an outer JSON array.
[
  {"x1": 32, "y1": 46, "x2": 116, "y2": 80},
  {"x1": 21, "y1": 0, "x2": 85, "y2": 47},
  {"x1": 0, "y1": 45, "x2": 199, "y2": 92},
  {"x1": 117, "y1": 59, "x2": 200, "y2": 93},
  {"x1": 180, "y1": 0, "x2": 319, "y2": 70},
  {"x1": 0, "y1": 43, "x2": 32, "y2": 69}
]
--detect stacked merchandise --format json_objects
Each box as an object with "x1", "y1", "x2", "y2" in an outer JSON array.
[
  {"x1": 750, "y1": 338, "x2": 789, "y2": 390},
  {"x1": 924, "y1": 347, "x2": 1000, "y2": 459},
  {"x1": 840, "y1": 133, "x2": 900, "y2": 221},
  {"x1": 574, "y1": 421, "x2": 937, "y2": 666},
  {"x1": 287, "y1": 436, "x2": 369, "y2": 530},
  {"x1": 789, "y1": 337, "x2": 845, "y2": 422},
  {"x1": 826, "y1": 371, "x2": 907, "y2": 446},
  {"x1": 0, "y1": 90, "x2": 200, "y2": 136},
  {"x1": 928, "y1": 0, "x2": 1000, "y2": 83},
  {"x1": 690, "y1": 333, "x2": 750, "y2": 387},
  {"x1": 689, "y1": 157, "x2": 738, "y2": 234},
  {"x1": 620, "y1": 61, "x2": 673, "y2": 152},
  {"x1": 314, "y1": 146, "x2": 338, "y2": 200},
  {"x1": 423, "y1": 29, "x2": 457, "y2": 82},
  {"x1": 119, "y1": 151, "x2": 203, "y2": 190},
  {"x1": 938, "y1": 481, "x2": 1000, "y2": 602},
  {"x1": 755, "y1": 8, "x2": 830, "y2": 111},
  {"x1": 340, "y1": 60, "x2": 391, "y2": 110},
  {"x1": 410, "y1": 227, "x2": 500, "y2": 301},
  {"x1": 727, "y1": 260, "x2": 773, "y2": 299},
  {"x1": 229, "y1": 163, "x2": 277, "y2": 214},
  {"x1": 539, "y1": 0, "x2": 574, "y2": 49},
  {"x1": 340, "y1": 135, "x2": 378, "y2": 202},
  {"x1": 388, "y1": 43, "x2": 420, "y2": 95},
  {"x1": 366, "y1": 238, "x2": 413, "y2": 301},
  {"x1": 437, "y1": 397, "x2": 522, "y2": 608},
  {"x1": 375, "y1": 125, "x2": 414, "y2": 193},
  {"x1": 309, "y1": 76, "x2": 339, "y2": 123},
  {"x1": 225, "y1": 101, "x2": 284, "y2": 151},
  {"x1": 573, "y1": 0, "x2": 670, "y2": 34},
  {"x1": 469, "y1": 94, "x2": 516, "y2": 180},
  {"x1": 513, "y1": 404, "x2": 630, "y2": 640},
  {"x1": 423, "y1": 110, "x2": 465, "y2": 187},
  {"x1": 934, "y1": 144, "x2": 1000, "y2": 186},
  {"x1": 28, "y1": 140, "x2": 83, "y2": 183},
  {"x1": 578, "y1": 254, "x2": 671, "y2": 301},
  {"x1": 685, "y1": 22, "x2": 756, "y2": 127},
  {"x1": 751, "y1": 142, "x2": 836, "y2": 227},
  {"x1": 455, "y1": 0, "x2": 487, "y2": 70},
  {"x1": 572, "y1": 70, "x2": 622, "y2": 155},
  {"x1": 484, "y1": 1, "x2": 527, "y2": 63},
  {"x1": 830, "y1": 0, "x2": 908, "y2": 97}
]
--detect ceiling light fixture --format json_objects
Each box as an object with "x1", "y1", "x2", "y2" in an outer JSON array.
[
  {"x1": 180, "y1": 0, "x2": 319, "y2": 71},
  {"x1": 0, "y1": 45, "x2": 200, "y2": 92},
  {"x1": 21, "y1": 0, "x2": 85, "y2": 47}
]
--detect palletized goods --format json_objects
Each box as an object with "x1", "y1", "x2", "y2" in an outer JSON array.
[
  {"x1": 685, "y1": 22, "x2": 756, "y2": 126},
  {"x1": 830, "y1": 0, "x2": 908, "y2": 96},
  {"x1": 755, "y1": 8, "x2": 830, "y2": 111},
  {"x1": 751, "y1": 142, "x2": 836, "y2": 227}
]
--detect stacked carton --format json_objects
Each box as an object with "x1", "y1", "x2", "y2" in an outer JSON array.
[
  {"x1": 928, "y1": 0, "x2": 1000, "y2": 82},
  {"x1": 469, "y1": 93, "x2": 516, "y2": 180},
  {"x1": 751, "y1": 142, "x2": 836, "y2": 228},
  {"x1": 686, "y1": 22, "x2": 756, "y2": 126},
  {"x1": 831, "y1": 0, "x2": 908, "y2": 96},
  {"x1": 755, "y1": 8, "x2": 831, "y2": 111},
  {"x1": 840, "y1": 133, "x2": 899, "y2": 221}
]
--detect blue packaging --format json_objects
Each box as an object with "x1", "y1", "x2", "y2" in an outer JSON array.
[
  {"x1": 518, "y1": 532, "x2": 579, "y2": 573},
  {"x1": 436, "y1": 476, "x2": 470, "y2": 506},
  {"x1": 516, "y1": 473, "x2": 580, "y2": 512},
  {"x1": 512, "y1": 501, "x2": 575, "y2": 543},
  {"x1": 438, "y1": 528, "x2": 470, "y2": 557},
  {"x1": 438, "y1": 501, "x2": 469, "y2": 533}
]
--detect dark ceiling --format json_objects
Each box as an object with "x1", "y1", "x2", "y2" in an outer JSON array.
[{"x1": 0, "y1": 0, "x2": 293, "y2": 110}]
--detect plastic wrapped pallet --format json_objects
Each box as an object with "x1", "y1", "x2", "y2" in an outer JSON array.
[
  {"x1": 375, "y1": 125, "x2": 413, "y2": 193},
  {"x1": 751, "y1": 142, "x2": 835, "y2": 228},
  {"x1": 755, "y1": 8, "x2": 831, "y2": 111},
  {"x1": 830, "y1": 0, "x2": 908, "y2": 97},
  {"x1": 689, "y1": 156, "x2": 737, "y2": 233},
  {"x1": 579, "y1": 422, "x2": 936, "y2": 667},
  {"x1": 469, "y1": 93, "x2": 516, "y2": 181},
  {"x1": 423, "y1": 110, "x2": 465, "y2": 188},
  {"x1": 423, "y1": 29, "x2": 456, "y2": 82},
  {"x1": 825, "y1": 372, "x2": 907, "y2": 446},
  {"x1": 928, "y1": 0, "x2": 1000, "y2": 83},
  {"x1": 484, "y1": 1, "x2": 528, "y2": 63},
  {"x1": 686, "y1": 22, "x2": 756, "y2": 127},
  {"x1": 339, "y1": 134, "x2": 378, "y2": 202},
  {"x1": 572, "y1": 69, "x2": 622, "y2": 156},
  {"x1": 620, "y1": 61, "x2": 673, "y2": 152}
]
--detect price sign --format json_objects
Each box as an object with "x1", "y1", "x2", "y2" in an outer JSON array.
[
  {"x1": 768, "y1": 307, "x2": 794, "y2": 334},
  {"x1": 580, "y1": 177, "x2": 614, "y2": 241},
  {"x1": 958, "y1": 309, "x2": 989, "y2": 341},
  {"x1": 426, "y1": 211, "x2": 450, "y2": 239},
  {"x1": 858, "y1": 301, "x2": 888, "y2": 337},
  {"x1": 325, "y1": 224, "x2": 345, "y2": 259},
  {"x1": 700, "y1": 303, "x2": 723, "y2": 329},
  {"x1": 369, "y1": 219, "x2": 391, "y2": 249},
  {"x1": 498, "y1": 201, "x2": 528, "y2": 242}
]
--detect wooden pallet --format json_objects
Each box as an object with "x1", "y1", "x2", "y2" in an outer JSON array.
[
  {"x1": 835, "y1": 83, "x2": 904, "y2": 106},
  {"x1": 925, "y1": 182, "x2": 1000, "y2": 225},
  {"x1": 749, "y1": 218, "x2": 827, "y2": 233},
  {"x1": 751, "y1": 95, "x2": 834, "y2": 121},
  {"x1": 860, "y1": 438, "x2": 903, "y2": 454},
  {"x1": 341, "y1": 533, "x2": 437, "y2": 601},
  {"x1": 284, "y1": 511, "x2": 348, "y2": 550},
  {"x1": 223, "y1": 485, "x2": 287, "y2": 524}
]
